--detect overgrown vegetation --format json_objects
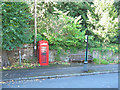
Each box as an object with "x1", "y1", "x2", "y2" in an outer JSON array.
[
  {"x1": 33, "y1": 1, "x2": 118, "y2": 52},
  {"x1": 2, "y1": 2, "x2": 33, "y2": 51},
  {"x1": 2, "y1": 2, "x2": 33, "y2": 67},
  {"x1": 93, "y1": 58, "x2": 119, "y2": 65},
  {"x1": 2, "y1": 0, "x2": 119, "y2": 67},
  {"x1": 90, "y1": 44, "x2": 118, "y2": 54}
]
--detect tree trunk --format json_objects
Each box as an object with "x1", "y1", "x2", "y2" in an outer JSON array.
[{"x1": 2, "y1": 50, "x2": 10, "y2": 67}]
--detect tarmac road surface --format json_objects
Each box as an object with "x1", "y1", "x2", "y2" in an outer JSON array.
[
  {"x1": 2, "y1": 73, "x2": 118, "y2": 88},
  {"x1": 2, "y1": 64, "x2": 118, "y2": 81}
]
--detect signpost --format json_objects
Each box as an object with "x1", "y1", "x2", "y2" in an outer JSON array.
[
  {"x1": 84, "y1": 35, "x2": 88, "y2": 72},
  {"x1": 19, "y1": 48, "x2": 21, "y2": 65},
  {"x1": 34, "y1": 0, "x2": 37, "y2": 57}
]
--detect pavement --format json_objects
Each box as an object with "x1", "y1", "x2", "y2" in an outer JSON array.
[{"x1": 1, "y1": 64, "x2": 119, "y2": 82}]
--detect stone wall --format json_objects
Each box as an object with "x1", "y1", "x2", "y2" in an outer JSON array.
[
  {"x1": 3, "y1": 44, "x2": 119, "y2": 64},
  {"x1": 59, "y1": 49, "x2": 92, "y2": 62},
  {"x1": 58, "y1": 49, "x2": 119, "y2": 61},
  {"x1": 6, "y1": 44, "x2": 34, "y2": 63},
  {"x1": 49, "y1": 50, "x2": 56, "y2": 62},
  {"x1": 93, "y1": 50, "x2": 119, "y2": 60},
  {"x1": 21, "y1": 44, "x2": 33, "y2": 60}
]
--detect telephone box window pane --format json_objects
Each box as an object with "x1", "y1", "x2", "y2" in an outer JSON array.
[
  {"x1": 41, "y1": 47, "x2": 47, "y2": 63},
  {"x1": 41, "y1": 53, "x2": 47, "y2": 63},
  {"x1": 41, "y1": 47, "x2": 46, "y2": 53}
]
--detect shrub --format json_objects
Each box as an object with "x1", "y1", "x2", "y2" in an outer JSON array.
[
  {"x1": 93, "y1": 58, "x2": 109, "y2": 64},
  {"x1": 109, "y1": 60, "x2": 114, "y2": 64},
  {"x1": 100, "y1": 59, "x2": 109, "y2": 65},
  {"x1": 93, "y1": 58, "x2": 99, "y2": 64},
  {"x1": 114, "y1": 60, "x2": 119, "y2": 64}
]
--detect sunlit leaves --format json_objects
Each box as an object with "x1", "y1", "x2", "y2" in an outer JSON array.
[{"x1": 87, "y1": 0, "x2": 118, "y2": 45}]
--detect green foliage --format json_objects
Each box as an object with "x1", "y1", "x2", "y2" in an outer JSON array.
[
  {"x1": 93, "y1": 58, "x2": 100, "y2": 64},
  {"x1": 114, "y1": 1, "x2": 120, "y2": 15},
  {"x1": 100, "y1": 59, "x2": 109, "y2": 65},
  {"x1": 87, "y1": 0, "x2": 118, "y2": 46},
  {"x1": 56, "y1": 2, "x2": 92, "y2": 30},
  {"x1": 37, "y1": 34, "x2": 42, "y2": 42},
  {"x1": 36, "y1": 4, "x2": 86, "y2": 50},
  {"x1": 93, "y1": 58, "x2": 119, "y2": 65},
  {"x1": 70, "y1": 47, "x2": 78, "y2": 54},
  {"x1": 2, "y1": 1, "x2": 118, "y2": 52},
  {"x1": 2, "y1": 2, "x2": 33, "y2": 51},
  {"x1": 35, "y1": 1, "x2": 118, "y2": 51},
  {"x1": 93, "y1": 58, "x2": 109, "y2": 65},
  {"x1": 28, "y1": 1, "x2": 118, "y2": 53},
  {"x1": 109, "y1": 60, "x2": 114, "y2": 64},
  {"x1": 90, "y1": 44, "x2": 118, "y2": 54},
  {"x1": 55, "y1": 54, "x2": 61, "y2": 61}
]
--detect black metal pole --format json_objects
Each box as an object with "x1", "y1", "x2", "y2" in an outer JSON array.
[
  {"x1": 84, "y1": 35, "x2": 88, "y2": 72},
  {"x1": 85, "y1": 35, "x2": 88, "y2": 62}
]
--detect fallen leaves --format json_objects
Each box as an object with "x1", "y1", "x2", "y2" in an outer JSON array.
[
  {"x1": 0, "y1": 81, "x2": 6, "y2": 84},
  {"x1": 2, "y1": 60, "x2": 71, "y2": 71},
  {"x1": 2, "y1": 62, "x2": 40, "y2": 70},
  {"x1": 35, "y1": 79, "x2": 40, "y2": 81}
]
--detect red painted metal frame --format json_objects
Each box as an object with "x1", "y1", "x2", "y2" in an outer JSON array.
[{"x1": 38, "y1": 40, "x2": 49, "y2": 66}]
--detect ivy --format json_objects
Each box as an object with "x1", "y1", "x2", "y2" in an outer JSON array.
[
  {"x1": 90, "y1": 45, "x2": 118, "y2": 54},
  {"x1": 2, "y1": 2, "x2": 33, "y2": 51}
]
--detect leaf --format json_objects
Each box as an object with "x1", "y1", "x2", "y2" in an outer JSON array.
[{"x1": 2, "y1": 2, "x2": 33, "y2": 50}]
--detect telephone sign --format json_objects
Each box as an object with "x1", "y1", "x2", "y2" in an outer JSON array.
[{"x1": 37, "y1": 40, "x2": 49, "y2": 66}]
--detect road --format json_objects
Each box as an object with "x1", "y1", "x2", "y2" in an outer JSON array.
[
  {"x1": 2, "y1": 73, "x2": 118, "y2": 88},
  {"x1": 2, "y1": 64, "x2": 118, "y2": 80}
]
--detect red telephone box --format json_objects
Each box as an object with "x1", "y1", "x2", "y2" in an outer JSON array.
[{"x1": 37, "y1": 40, "x2": 49, "y2": 66}]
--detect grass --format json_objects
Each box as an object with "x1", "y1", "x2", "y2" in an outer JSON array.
[
  {"x1": 93, "y1": 58, "x2": 119, "y2": 65},
  {"x1": 101, "y1": 59, "x2": 109, "y2": 64}
]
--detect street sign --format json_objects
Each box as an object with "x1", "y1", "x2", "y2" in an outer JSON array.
[{"x1": 85, "y1": 35, "x2": 88, "y2": 42}]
